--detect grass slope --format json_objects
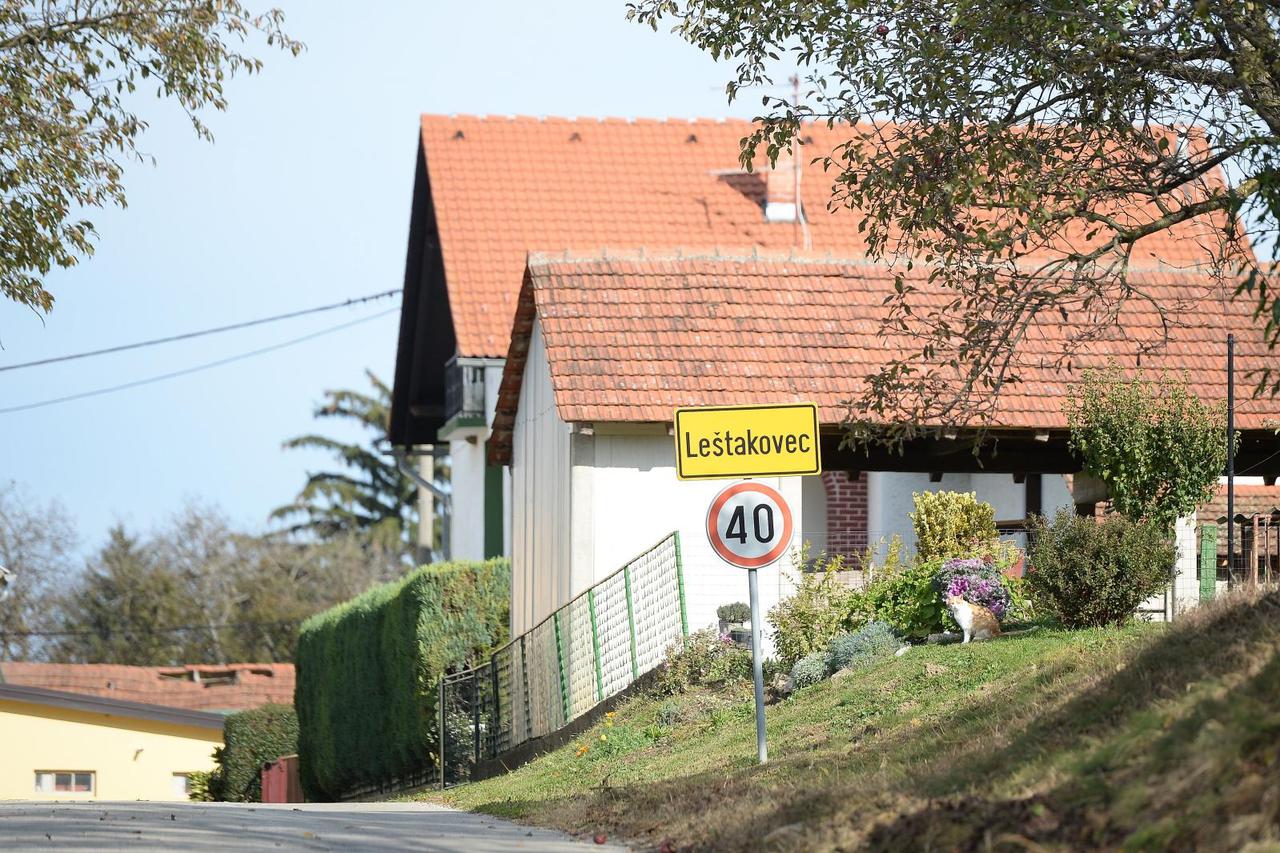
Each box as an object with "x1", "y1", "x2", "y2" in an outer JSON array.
[{"x1": 424, "y1": 591, "x2": 1280, "y2": 851}]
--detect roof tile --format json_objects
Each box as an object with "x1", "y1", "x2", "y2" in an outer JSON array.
[
  {"x1": 0, "y1": 662, "x2": 294, "y2": 713},
  {"x1": 489, "y1": 254, "x2": 1277, "y2": 463}
]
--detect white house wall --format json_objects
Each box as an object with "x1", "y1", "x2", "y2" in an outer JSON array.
[
  {"x1": 571, "y1": 431, "x2": 804, "y2": 648},
  {"x1": 866, "y1": 471, "x2": 1074, "y2": 556},
  {"x1": 509, "y1": 320, "x2": 572, "y2": 636},
  {"x1": 449, "y1": 436, "x2": 487, "y2": 561},
  {"x1": 800, "y1": 474, "x2": 829, "y2": 554}
]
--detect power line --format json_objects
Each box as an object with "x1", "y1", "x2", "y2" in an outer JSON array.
[
  {"x1": 0, "y1": 288, "x2": 400, "y2": 373},
  {"x1": 0, "y1": 307, "x2": 399, "y2": 416},
  {"x1": 1, "y1": 620, "x2": 302, "y2": 640}
]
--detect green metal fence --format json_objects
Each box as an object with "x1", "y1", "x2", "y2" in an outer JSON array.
[{"x1": 439, "y1": 532, "x2": 686, "y2": 785}]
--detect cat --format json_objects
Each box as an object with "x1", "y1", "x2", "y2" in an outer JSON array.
[{"x1": 946, "y1": 594, "x2": 1002, "y2": 643}]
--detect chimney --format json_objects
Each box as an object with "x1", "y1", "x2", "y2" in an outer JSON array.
[{"x1": 764, "y1": 150, "x2": 800, "y2": 223}]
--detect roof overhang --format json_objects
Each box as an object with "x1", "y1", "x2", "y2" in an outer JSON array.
[
  {"x1": 0, "y1": 683, "x2": 225, "y2": 730},
  {"x1": 388, "y1": 135, "x2": 456, "y2": 448}
]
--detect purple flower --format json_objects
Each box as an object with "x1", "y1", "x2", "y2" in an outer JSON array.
[
  {"x1": 943, "y1": 571, "x2": 1011, "y2": 622},
  {"x1": 942, "y1": 558, "x2": 987, "y2": 574}
]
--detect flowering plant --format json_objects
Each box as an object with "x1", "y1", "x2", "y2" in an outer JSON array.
[
  {"x1": 933, "y1": 557, "x2": 1012, "y2": 623},
  {"x1": 945, "y1": 573, "x2": 1010, "y2": 621}
]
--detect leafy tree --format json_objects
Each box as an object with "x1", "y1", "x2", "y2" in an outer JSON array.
[
  {"x1": 0, "y1": 1, "x2": 300, "y2": 313},
  {"x1": 1067, "y1": 367, "x2": 1229, "y2": 531},
  {"x1": 630, "y1": 0, "x2": 1280, "y2": 431},
  {"x1": 271, "y1": 371, "x2": 421, "y2": 552},
  {"x1": 0, "y1": 482, "x2": 77, "y2": 660},
  {"x1": 51, "y1": 525, "x2": 195, "y2": 665},
  {"x1": 49, "y1": 504, "x2": 403, "y2": 665}
]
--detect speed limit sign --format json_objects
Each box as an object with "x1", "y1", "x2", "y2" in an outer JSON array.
[{"x1": 706, "y1": 482, "x2": 794, "y2": 569}]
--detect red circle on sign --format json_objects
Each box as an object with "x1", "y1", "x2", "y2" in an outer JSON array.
[{"x1": 705, "y1": 482, "x2": 794, "y2": 569}]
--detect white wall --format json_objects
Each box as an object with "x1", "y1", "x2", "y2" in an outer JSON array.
[
  {"x1": 509, "y1": 321, "x2": 572, "y2": 635},
  {"x1": 801, "y1": 474, "x2": 828, "y2": 554},
  {"x1": 866, "y1": 471, "x2": 1075, "y2": 555},
  {"x1": 449, "y1": 436, "x2": 487, "y2": 562},
  {"x1": 572, "y1": 431, "x2": 804, "y2": 646}
]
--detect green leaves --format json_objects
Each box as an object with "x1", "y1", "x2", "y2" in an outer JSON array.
[
  {"x1": 272, "y1": 371, "x2": 421, "y2": 553},
  {"x1": 1067, "y1": 366, "x2": 1228, "y2": 532},
  {"x1": 1026, "y1": 510, "x2": 1176, "y2": 628},
  {"x1": 216, "y1": 704, "x2": 298, "y2": 802},
  {"x1": 0, "y1": 1, "x2": 300, "y2": 313},
  {"x1": 632, "y1": 0, "x2": 1280, "y2": 434},
  {"x1": 294, "y1": 558, "x2": 510, "y2": 800},
  {"x1": 910, "y1": 490, "x2": 998, "y2": 563}
]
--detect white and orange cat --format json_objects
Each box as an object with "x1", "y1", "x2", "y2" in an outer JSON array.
[{"x1": 946, "y1": 594, "x2": 1002, "y2": 643}]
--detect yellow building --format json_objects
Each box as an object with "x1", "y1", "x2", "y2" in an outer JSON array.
[{"x1": 0, "y1": 683, "x2": 222, "y2": 801}]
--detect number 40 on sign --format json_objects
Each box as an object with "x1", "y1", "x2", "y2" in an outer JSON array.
[{"x1": 706, "y1": 482, "x2": 794, "y2": 570}]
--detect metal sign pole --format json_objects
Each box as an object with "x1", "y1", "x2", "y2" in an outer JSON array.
[{"x1": 747, "y1": 567, "x2": 767, "y2": 764}]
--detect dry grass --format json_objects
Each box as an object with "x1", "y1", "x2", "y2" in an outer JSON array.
[{"x1": 411, "y1": 589, "x2": 1280, "y2": 851}]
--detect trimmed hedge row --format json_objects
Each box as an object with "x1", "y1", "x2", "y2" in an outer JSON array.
[
  {"x1": 294, "y1": 558, "x2": 509, "y2": 800},
  {"x1": 218, "y1": 703, "x2": 299, "y2": 802}
]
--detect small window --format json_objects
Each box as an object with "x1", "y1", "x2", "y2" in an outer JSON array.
[
  {"x1": 172, "y1": 774, "x2": 191, "y2": 797},
  {"x1": 35, "y1": 771, "x2": 94, "y2": 794}
]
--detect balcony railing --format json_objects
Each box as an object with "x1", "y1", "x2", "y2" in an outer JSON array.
[{"x1": 444, "y1": 356, "x2": 487, "y2": 423}]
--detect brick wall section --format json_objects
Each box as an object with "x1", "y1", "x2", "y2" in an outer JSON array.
[{"x1": 823, "y1": 471, "x2": 868, "y2": 560}]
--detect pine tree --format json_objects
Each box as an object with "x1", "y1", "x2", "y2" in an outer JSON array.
[
  {"x1": 51, "y1": 526, "x2": 194, "y2": 665},
  {"x1": 271, "y1": 371, "x2": 421, "y2": 552}
]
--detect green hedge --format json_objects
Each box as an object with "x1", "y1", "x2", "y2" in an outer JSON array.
[
  {"x1": 294, "y1": 558, "x2": 509, "y2": 800},
  {"x1": 218, "y1": 703, "x2": 298, "y2": 802}
]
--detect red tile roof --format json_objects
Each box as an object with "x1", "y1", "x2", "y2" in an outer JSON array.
[
  {"x1": 490, "y1": 253, "x2": 1277, "y2": 462},
  {"x1": 1199, "y1": 484, "x2": 1280, "y2": 525},
  {"x1": 421, "y1": 115, "x2": 1228, "y2": 359},
  {"x1": 0, "y1": 663, "x2": 294, "y2": 713}
]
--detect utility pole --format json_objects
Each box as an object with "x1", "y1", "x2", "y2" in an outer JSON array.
[{"x1": 1227, "y1": 334, "x2": 1236, "y2": 584}]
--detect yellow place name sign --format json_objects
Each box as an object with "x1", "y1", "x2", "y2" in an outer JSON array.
[{"x1": 674, "y1": 403, "x2": 822, "y2": 481}]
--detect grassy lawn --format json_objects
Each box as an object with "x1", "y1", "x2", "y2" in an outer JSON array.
[{"x1": 412, "y1": 590, "x2": 1280, "y2": 851}]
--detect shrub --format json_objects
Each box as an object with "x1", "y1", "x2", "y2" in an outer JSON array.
[
  {"x1": 945, "y1": 573, "x2": 1012, "y2": 620},
  {"x1": 217, "y1": 704, "x2": 298, "y2": 803},
  {"x1": 1003, "y1": 574, "x2": 1035, "y2": 623},
  {"x1": 186, "y1": 769, "x2": 217, "y2": 802},
  {"x1": 655, "y1": 628, "x2": 753, "y2": 694},
  {"x1": 789, "y1": 650, "x2": 830, "y2": 690},
  {"x1": 827, "y1": 621, "x2": 901, "y2": 672},
  {"x1": 859, "y1": 558, "x2": 946, "y2": 639},
  {"x1": 294, "y1": 557, "x2": 509, "y2": 800},
  {"x1": 716, "y1": 602, "x2": 751, "y2": 624},
  {"x1": 1067, "y1": 366, "x2": 1229, "y2": 531},
  {"x1": 911, "y1": 491, "x2": 998, "y2": 562},
  {"x1": 768, "y1": 549, "x2": 860, "y2": 667},
  {"x1": 657, "y1": 700, "x2": 685, "y2": 728},
  {"x1": 932, "y1": 557, "x2": 998, "y2": 596},
  {"x1": 1026, "y1": 510, "x2": 1175, "y2": 628},
  {"x1": 860, "y1": 533, "x2": 909, "y2": 581}
]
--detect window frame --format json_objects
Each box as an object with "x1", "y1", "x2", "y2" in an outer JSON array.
[
  {"x1": 34, "y1": 770, "x2": 95, "y2": 796},
  {"x1": 171, "y1": 773, "x2": 192, "y2": 797}
]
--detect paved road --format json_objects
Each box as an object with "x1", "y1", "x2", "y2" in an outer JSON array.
[{"x1": 0, "y1": 801, "x2": 627, "y2": 852}]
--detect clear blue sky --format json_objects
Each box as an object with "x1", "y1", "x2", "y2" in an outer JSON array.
[{"x1": 0, "y1": 1, "x2": 763, "y2": 556}]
